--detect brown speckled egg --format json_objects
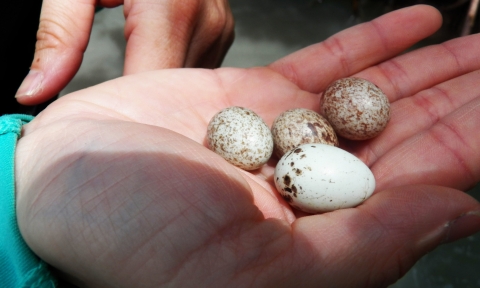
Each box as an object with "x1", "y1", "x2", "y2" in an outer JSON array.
[
  {"x1": 321, "y1": 77, "x2": 390, "y2": 140},
  {"x1": 271, "y1": 108, "x2": 338, "y2": 158},
  {"x1": 207, "y1": 106, "x2": 273, "y2": 170}
]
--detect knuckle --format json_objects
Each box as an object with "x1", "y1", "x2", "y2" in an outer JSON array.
[
  {"x1": 171, "y1": 0, "x2": 202, "y2": 19},
  {"x1": 35, "y1": 18, "x2": 70, "y2": 52},
  {"x1": 163, "y1": 0, "x2": 202, "y2": 35},
  {"x1": 203, "y1": 2, "x2": 229, "y2": 34},
  {"x1": 322, "y1": 35, "x2": 351, "y2": 76},
  {"x1": 224, "y1": 12, "x2": 235, "y2": 37}
]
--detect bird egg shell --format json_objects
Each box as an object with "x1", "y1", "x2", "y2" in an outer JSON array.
[
  {"x1": 271, "y1": 108, "x2": 338, "y2": 158},
  {"x1": 274, "y1": 143, "x2": 375, "y2": 213},
  {"x1": 321, "y1": 77, "x2": 390, "y2": 140},
  {"x1": 207, "y1": 106, "x2": 273, "y2": 170}
]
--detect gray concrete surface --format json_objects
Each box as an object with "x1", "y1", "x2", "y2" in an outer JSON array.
[{"x1": 60, "y1": 1, "x2": 480, "y2": 287}]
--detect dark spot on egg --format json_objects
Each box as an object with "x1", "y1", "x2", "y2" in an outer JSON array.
[
  {"x1": 283, "y1": 175, "x2": 291, "y2": 186},
  {"x1": 282, "y1": 194, "x2": 293, "y2": 203},
  {"x1": 291, "y1": 185, "x2": 298, "y2": 197},
  {"x1": 306, "y1": 123, "x2": 318, "y2": 137}
]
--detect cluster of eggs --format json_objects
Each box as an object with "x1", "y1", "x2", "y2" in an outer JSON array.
[{"x1": 206, "y1": 77, "x2": 390, "y2": 213}]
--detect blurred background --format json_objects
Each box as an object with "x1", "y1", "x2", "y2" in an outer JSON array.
[{"x1": 60, "y1": 1, "x2": 480, "y2": 287}]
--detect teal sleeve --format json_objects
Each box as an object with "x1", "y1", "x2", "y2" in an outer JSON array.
[{"x1": 0, "y1": 114, "x2": 57, "y2": 288}]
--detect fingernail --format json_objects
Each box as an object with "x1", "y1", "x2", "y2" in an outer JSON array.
[
  {"x1": 443, "y1": 209, "x2": 480, "y2": 243},
  {"x1": 15, "y1": 70, "x2": 44, "y2": 98}
]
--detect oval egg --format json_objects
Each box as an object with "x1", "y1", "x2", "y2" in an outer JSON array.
[
  {"x1": 274, "y1": 143, "x2": 375, "y2": 213},
  {"x1": 207, "y1": 106, "x2": 273, "y2": 170},
  {"x1": 321, "y1": 77, "x2": 390, "y2": 140},
  {"x1": 271, "y1": 108, "x2": 338, "y2": 159}
]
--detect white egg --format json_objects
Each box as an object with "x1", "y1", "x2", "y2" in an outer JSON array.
[
  {"x1": 274, "y1": 143, "x2": 375, "y2": 213},
  {"x1": 207, "y1": 106, "x2": 273, "y2": 170}
]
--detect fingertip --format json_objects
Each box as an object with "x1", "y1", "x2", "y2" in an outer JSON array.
[
  {"x1": 15, "y1": 70, "x2": 44, "y2": 102},
  {"x1": 443, "y1": 208, "x2": 480, "y2": 243},
  {"x1": 15, "y1": 75, "x2": 66, "y2": 106},
  {"x1": 15, "y1": 55, "x2": 79, "y2": 106},
  {"x1": 18, "y1": 0, "x2": 96, "y2": 105},
  {"x1": 419, "y1": 4, "x2": 443, "y2": 31},
  {"x1": 399, "y1": 4, "x2": 443, "y2": 35},
  {"x1": 413, "y1": 4, "x2": 443, "y2": 25},
  {"x1": 371, "y1": 4, "x2": 443, "y2": 41},
  {"x1": 15, "y1": 92, "x2": 56, "y2": 107}
]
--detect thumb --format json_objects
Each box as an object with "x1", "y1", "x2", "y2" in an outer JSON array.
[
  {"x1": 291, "y1": 185, "x2": 480, "y2": 287},
  {"x1": 15, "y1": 0, "x2": 96, "y2": 105}
]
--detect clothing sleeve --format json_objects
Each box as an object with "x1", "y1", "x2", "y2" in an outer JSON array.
[{"x1": 0, "y1": 114, "x2": 57, "y2": 288}]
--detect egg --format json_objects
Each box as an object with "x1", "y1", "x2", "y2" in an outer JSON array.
[
  {"x1": 321, "y1": 77, "x2": 390, "y2": 140},
  {"x1": 207, "y1": 106, "x2": 273, "y2": 170},
  {"x1": 271, "y1": 108, "x2": 338, "y2": 158},
  {"x1": 274, "y1": 143, "x2": 375, "y2": 213}
]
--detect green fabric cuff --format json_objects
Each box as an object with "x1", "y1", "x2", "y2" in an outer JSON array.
[{"x1": 0, "y1": 114, "x2": 57, "y2": 288}]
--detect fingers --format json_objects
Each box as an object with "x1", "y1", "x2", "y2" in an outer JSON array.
[
  {"x1": 123, "y1": 0, "x2": 234, "y2": 74},
  {"x1": 184, "y1": 0, "x2": 235, "y2": 68},
  {"x1": 358, "y1": 33, "x2": 480, "y2": 103},
  {"x1": 16, "y1": 0, "x2": 234, "y2": 105},
  {"x1": 350, "y1": 69, "x2": 480, "y2": 167},
  {"x1": 268, "y1": 5, "x2": 443, "y2": 93},
  {"x1": 354, "y1": 38, "x2": 480, "y2": 191},
  {"x1": 15, "y1": 0, "x2": 97, "y2": 105},
  {"x1": 290, "y1": 185, "x2": 480, "y2": 287},
  {"x1": 317, "y1": 29, "x2": 480, "y2": 193},
  {"x1": 373, "y1": 96, "x2": 480, "y2": 192}
]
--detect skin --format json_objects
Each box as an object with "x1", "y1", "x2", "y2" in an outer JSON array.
[
  {"x1": 15, "y1": 0, "x2": 234, "y2": 105},
  {"x1": 14, "y1": 5, "x2": 480, "y2": 288}
]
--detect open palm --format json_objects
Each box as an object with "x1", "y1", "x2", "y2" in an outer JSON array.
[{"x1": 15, "y1": 5, "x2": 480, "y2": 288}]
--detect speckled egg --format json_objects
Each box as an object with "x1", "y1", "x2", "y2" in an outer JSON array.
[
  {"x1": 271, "y1": 108, "x2": 338, "y2": 158},
  {"x1": 274, "y1": 143, "x2": 375, "y2": 213},
  {"x1": 321, "y1": 77, "x2": 390, "y2": 140},
  {"x1": 207, "y1": 106, "x2": 273, "y2": 170}
]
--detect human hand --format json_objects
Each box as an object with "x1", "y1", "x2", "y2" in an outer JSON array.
[
  {"x1": 15, "y1": 5, "x2": 480, "y2": 287},
  {"x1": 15, "y1": 0, "x2": 234, "y2": 105}
]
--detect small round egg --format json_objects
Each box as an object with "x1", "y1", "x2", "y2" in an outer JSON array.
[
  {"x1": 207, "y1": 106, "x2": 273, "y2": 170},
  {"x1": 321, "y1": 77, "x2": 390, "y2": 140},
  {"x1": 271, "y1": 108, "x2": 338, "y2": 158},
  {"x1": 274, "y1": 143, "x2": 375, "y2": 213}
]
